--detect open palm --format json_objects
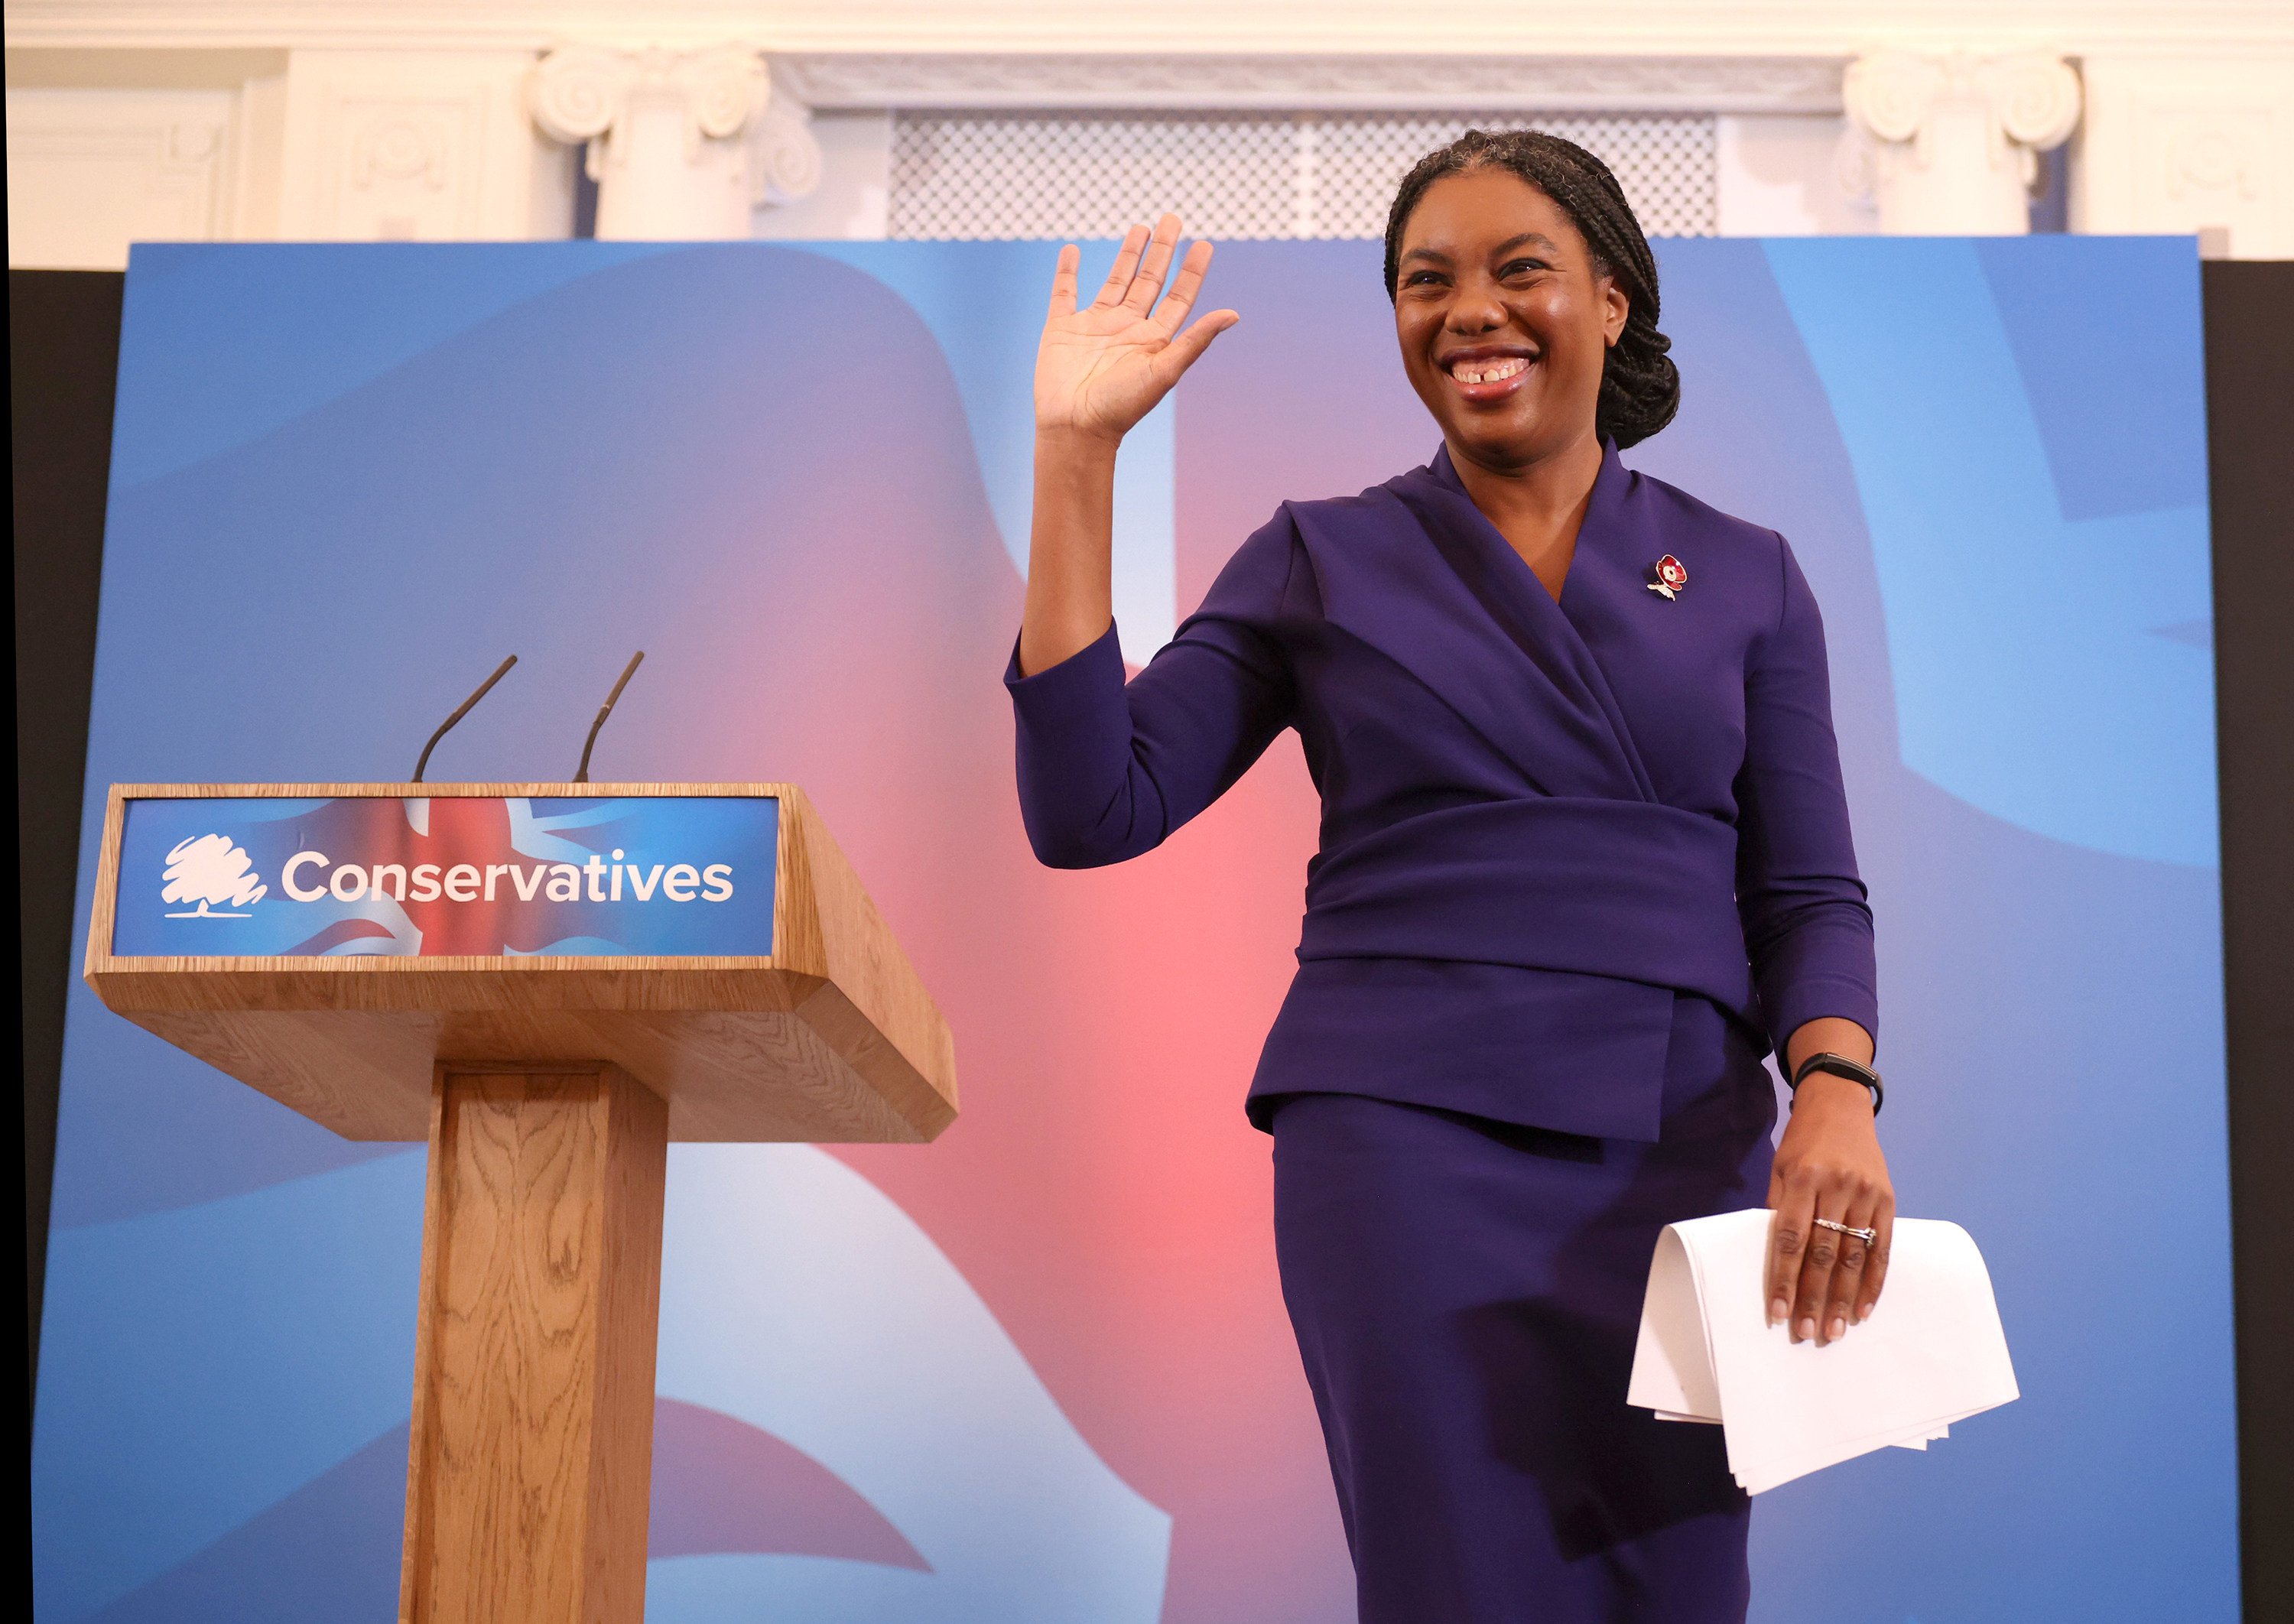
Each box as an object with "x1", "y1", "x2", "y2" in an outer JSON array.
[{"x1": 1036, "y1": 213, "x2": 1239, "y2": 443}]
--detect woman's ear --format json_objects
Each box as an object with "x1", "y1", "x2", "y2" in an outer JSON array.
[{"x1": 1603, "y1": 276, "x2": 1630, "y2": 347}]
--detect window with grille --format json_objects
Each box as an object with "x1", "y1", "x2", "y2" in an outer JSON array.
[{"x1": 888, "y1": 111, "x2": 1717, "y2": 241}]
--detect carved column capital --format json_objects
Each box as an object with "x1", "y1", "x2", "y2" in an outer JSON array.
[
  {"x1": 526, "y1": 44, "x2": 820, "y2": 238},
  {"x1": 748, "y1": 87, "x2": 822, "y2": 206},
  {"x1": 1840, "y1": 49, "x2": 2081, "y2": 235},
  {"x1": 528, "y1": 44, "x2": 630, "y2": 147},
  {"x1": 1980, "y1": 52, "x2": 2084, "y2": 153}
]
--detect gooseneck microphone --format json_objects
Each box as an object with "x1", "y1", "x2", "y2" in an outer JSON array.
[
  {"x1": 411, "y1": 654, "x2": 518, "y2": 783},
  {"x1": 574, "y1": 651, "x2": 645, "y2": 783}
]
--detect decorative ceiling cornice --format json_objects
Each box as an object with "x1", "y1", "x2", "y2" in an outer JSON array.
[{"x1": 7, "y1": 1, "x2": 2294, "y2": 57}]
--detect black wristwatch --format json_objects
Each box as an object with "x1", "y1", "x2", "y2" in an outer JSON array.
[{"x1": 1789, "y1": 1051, "x2": 1884, "y2": 1116}]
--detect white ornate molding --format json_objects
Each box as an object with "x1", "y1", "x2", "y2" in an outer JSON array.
[
  {"x1": 748, "y1": 83, "x2": 821, "y2": 203},
  {"x1": 4, "y1": 88, "x2": 237, "y2": 267},
  {"x1": 2075, "y1": 53, "x2": 2293, "y2": 257},
  {"x1": 525, "y1": 44, "x2": 625, "y2": 151},
  {"x1": 528, "y1": 44, "x2": 820, "y2": 238},
  {"x1": 271, "y1": 50, "x2": 567, "y2": 240},
  {"x1": 9, "y1": 2, "x2": 2294, "y2": 57},
  {"x1": 1839, "y1": 50, "x2": 2081, "y2": 235},
  {"x1": 11, "y1": 7, "x2": 2293, "y2": 257},
  {"x1": 530, "y1": 45, "x2": 759, "y2": 167}
]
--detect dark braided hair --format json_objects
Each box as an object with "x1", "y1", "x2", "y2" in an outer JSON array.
[{"x1": 1383, "y1": 129, "x2": 1679, "y2": 448}]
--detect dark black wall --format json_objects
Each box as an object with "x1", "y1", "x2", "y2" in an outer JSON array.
[
  {"x1": 2204, "y1": 259, "x2": 2294, "y2": 1622},
  {"x1": 12, "y1": 269, "x2": 122, "y2": 1416},
  {"x1": 11, "y1": 259, "x2": 2294, "y2": 1609}
]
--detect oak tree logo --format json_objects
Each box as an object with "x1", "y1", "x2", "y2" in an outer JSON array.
[{"x1": 161, "y1": 833, "x2": 268, "y2": 918}]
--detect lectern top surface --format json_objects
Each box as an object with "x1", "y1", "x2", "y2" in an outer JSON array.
[{"x1": 102, "y1": 784, "x2": 778, "y2": 962}]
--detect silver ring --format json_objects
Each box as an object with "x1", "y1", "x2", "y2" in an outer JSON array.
[{"x1": 1812, "y1": 1217, "x2": 1879, "y2": 1246}]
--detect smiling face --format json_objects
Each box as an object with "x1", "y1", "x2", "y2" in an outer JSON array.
[{"x1": 1392, "y1": 167, "x2": 1630, "y2": 473}]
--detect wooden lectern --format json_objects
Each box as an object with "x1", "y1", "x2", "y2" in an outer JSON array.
[{"x1": 84, "y1": 782, "x2": 956, "y2": 1624}]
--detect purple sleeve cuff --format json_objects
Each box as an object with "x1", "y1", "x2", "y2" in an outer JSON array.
[
  {"x1": 1755, "y1": 913, "x2": 1880, "y2": 1057},
  {"x1": 1002, "y1": 619, "x2": 1166, "y2": 867},
  {"x1": 1002, "y1": 618, "x2": 1126, "y2": 716}
]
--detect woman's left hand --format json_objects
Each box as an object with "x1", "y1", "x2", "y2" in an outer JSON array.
[{"x1": 1766, "y1": 1021, "x2": 1892, "y2": 1345}]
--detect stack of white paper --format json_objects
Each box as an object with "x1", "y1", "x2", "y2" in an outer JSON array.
[{"x1": 1627, "y1": 1209, "x2": 2018, "y2": 1493}]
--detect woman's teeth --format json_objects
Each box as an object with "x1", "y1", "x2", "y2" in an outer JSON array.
[{"x1": 1451, "y1": 356, "x2": 1529, "y2": 385}]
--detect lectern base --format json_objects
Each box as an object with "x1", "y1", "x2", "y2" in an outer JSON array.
[{"x1": 398, "y1": 1062, "x2": 669, "y2": 1624}]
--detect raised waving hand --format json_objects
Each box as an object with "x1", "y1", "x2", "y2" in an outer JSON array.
[
  {"x1": 1019, "y1": 215, "x2": 1238, "y2": 677},
  {"x1": 1036, "y1": 214, "x2": 1239, "y2": 444}
]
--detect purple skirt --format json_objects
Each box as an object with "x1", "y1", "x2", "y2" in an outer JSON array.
[{"x1": 1270, "y1": 1073, "x2": 1775, "y2": 1623}]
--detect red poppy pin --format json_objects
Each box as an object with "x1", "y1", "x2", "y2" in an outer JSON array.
[{"x1": 1646, "y1": 554, "x2": 1688, "y2": 601}]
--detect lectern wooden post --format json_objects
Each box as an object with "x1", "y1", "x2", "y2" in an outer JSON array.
[{"x1": 84, "y1": 783, "x2": 957, "y2": 1624}]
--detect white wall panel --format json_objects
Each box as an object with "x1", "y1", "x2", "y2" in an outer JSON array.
[
  {"x1": 274, "y1": 50, "x2": 571, "y2": 241},
  {"x1": 6, "y1": 87, "x2": 237, "y2": 268},
  {"x1": 2076, "y1": 53, "x2": 2294, "y2": 258},
  {"x1": 1716, "y1": 114, "x2": 1878, "y2": 237}
]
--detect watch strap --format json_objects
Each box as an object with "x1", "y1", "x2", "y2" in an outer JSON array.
[{"x1": 1789, "y1": 1051, "x2": 1884, "y2": 1116}]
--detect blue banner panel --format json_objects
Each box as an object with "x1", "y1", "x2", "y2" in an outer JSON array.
[
  {"x1": 111, "y1": 795, "x2": 778, "y2": 957},
  {"x1": 34, "y1": 238, "x2": 2234, "y2": 1624}
]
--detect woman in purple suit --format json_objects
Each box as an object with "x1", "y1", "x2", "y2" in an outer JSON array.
[{"x1": 1004, "y1": 131, "x2": 1893, "y2": 1622}]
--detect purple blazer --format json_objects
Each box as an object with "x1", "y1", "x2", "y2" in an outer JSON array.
[{"x1": 1004, "y1": 441, "x2": 1876, "y2": 1142}]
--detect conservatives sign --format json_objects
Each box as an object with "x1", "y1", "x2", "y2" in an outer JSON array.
[{"x1": 111, "y1": 794, "x2": 778, "y2": 957}]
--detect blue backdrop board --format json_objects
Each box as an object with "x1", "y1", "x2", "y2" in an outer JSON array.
[{"x1": 34, "y1": 235, "x2": 2233, "y2": 1624}]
